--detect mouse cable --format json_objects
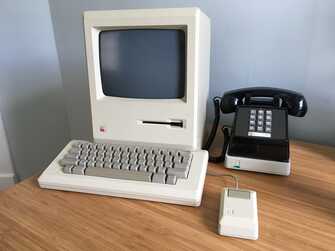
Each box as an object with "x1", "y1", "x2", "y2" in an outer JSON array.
[{"x1": 207, "y1": 172, "x2": 239, "y2": 189}]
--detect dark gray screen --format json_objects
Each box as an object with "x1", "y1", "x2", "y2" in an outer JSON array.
[{"x1": 99, "y1": 29, "x2": 186, "y2": 99}]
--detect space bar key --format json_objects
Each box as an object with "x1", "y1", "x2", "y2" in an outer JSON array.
[{"x1": 85, "y1": 168, "x2": 152, "y2": 182}]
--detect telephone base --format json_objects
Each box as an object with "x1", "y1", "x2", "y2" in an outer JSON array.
[{"x1": 224, "y1": 152, "x2": 290, "y2": 176}]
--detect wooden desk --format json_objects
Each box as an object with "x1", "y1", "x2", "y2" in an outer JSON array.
[{"x1": 0, "y1": 141, "x2": 334, "y2": 250}]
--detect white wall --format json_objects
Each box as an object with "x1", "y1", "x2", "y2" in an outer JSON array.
[
  {"x1": 0, "y1": 0, "x2": 70, "y2": 180},
  {"x1": 48, "y1": 0, "x2": 335, "y2": 146}
]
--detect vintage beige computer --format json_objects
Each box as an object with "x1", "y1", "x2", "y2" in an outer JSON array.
[{"x1": 38, "y1": 8, "x2": 211, "y2": 206}]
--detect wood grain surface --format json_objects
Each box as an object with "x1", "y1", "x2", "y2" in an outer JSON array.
[{"x1": 0, "y1": 141, "x2": 334, "y2": 251}]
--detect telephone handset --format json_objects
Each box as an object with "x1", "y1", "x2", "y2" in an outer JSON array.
[
  {"x1": 205, "y1": 87, "x2": 307, "y2": 175},
  {"x1": 220, "y1": 87, "x2": 307, "y2": 116}
]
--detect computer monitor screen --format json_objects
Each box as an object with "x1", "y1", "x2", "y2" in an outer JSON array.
[{"x1": 99, "y1": 29, "x2": 186, "y2": 99}]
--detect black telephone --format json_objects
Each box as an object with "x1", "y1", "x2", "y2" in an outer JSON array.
[{"x1": 205, "y1": 87, "x2": 307, "y2": 175}]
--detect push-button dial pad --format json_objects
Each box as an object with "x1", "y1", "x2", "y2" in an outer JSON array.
[{"x1": 248, "y1": 109, "x2": 272, "y2": 138}]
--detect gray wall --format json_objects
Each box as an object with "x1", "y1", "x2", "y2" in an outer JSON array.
[
  {"x1": 0, "y1": 112, "x2": 15, "y2": 189},
  {"x1": 48, "y1": 0, "x2": 335, "y2": 146},
  {"x1": 0, "y1": 0, "x2": 70, "y2": 179}
]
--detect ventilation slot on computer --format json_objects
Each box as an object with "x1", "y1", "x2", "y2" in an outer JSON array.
[{"x1": 140, "y1": 120, "x2": 184, "y2": 128}]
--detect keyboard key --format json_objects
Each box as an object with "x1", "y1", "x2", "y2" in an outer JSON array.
[
  {"x1": 164, "y1": 162, "x2": 173, "y2": 168},
  {"x1": 180, "y1": 151, "x2": 192, "y2": 159},
  {"x1": 103, "y1": 162, "x2": 112, "y2": 168},
  {"x1": 81, "y1": 142, "x2": 92, "y2": 149},
  {"x1": 90, "y1": 143, "x2": 98, "y2": 150},
  {"x1": 129, "y1": 159, "x2": 137, "y2": 165},
  {"x1": 113, "y1": 151, "x2": 121, "y2": 158},
  {"x1": 87, "y1": 160, "x2": 96, "y2": 168},
  {"x1": 85, "y1": 168, "x2": 153, "y2": 182},
  {"x1": 138, "y1": 165, "x2": 147, "y2": 172},
  {"x1": 96, "y1": 144, "x2": 106, "y2": 150},
  {"x1": 250, "y1": 109, "x2": 256, "y2": 115},
  {"x1": 113, "y1": 163, "x2": 121, "y2": 169},
  {"x1": 174, "y1": 163, "x2": 188, "y2": 169},
  {"x1": 96, "y1": 156, "x2": 105, "y2": 162},
  {"x1": 105, "y1": 145, "x2": 114, "y2": 151},
  {"x1": 167, "y1": 168, "x2": 188, "y2": 178},
  {"x1": 164, "y1": 156, "x2": 173, "y2": 162},
  {"x1": 63, "y1": 165, "x2": 74, "y2": 174},
  {"x1": 146, "y1": 160, "x2": 155, "y2": 166},
  {"x1": 152, "y1": 173, "x2": 166, "y2": 184},
  {"x1": 257, "y1": 126, "x2": 263, "y2": 132},
  {"x1": 89, "y1": 149, "x2": 98, "y2": 156},
  {"x1": 156, "y1": 156, "x2": 164, "y2": 162},
  {"x1": 121, "y1": 152, "x2": 129, "y2": 159},
  {"x1": 72, "y1": 142, "x2": 82, "y2": 148},
  {"x1": 127, "y1": 146, "x2": 136, "y2": 153},
  {"x1": 157, "y1": 167, "x2": 167, "y2": 174},
  {"x1": 78, "y1": 160, "x2": 87, "y2": 167},
  {"x1": 120, "y1": 158, "x2": 128, "y2": 164},
  {"x1": 137, "y1": 160, "x2": 145, "y2": 166},
  {"x1": 160, "y1": 149, "x2": 169, "y2": 155},
  {"x1": 147, "y1": 153, "x2": 156, "y2": 160},
  {"x1": 64, "y1": 153, "x2": 80, "y2": 160},
  {"x1": 166, "y1": 175, "x2": 177, "y2": 185},
  {"x1": 249, "y1": 125, "x2": 255, "y2": 131},
  {"x1": 72, "y1": 166, "x2": 86, "y2": 175},
  {"x1": 129, "y1": 153, "x2": 138, "y2": 159},
  {"x1": 95, "y1": 161, "x2": 104, "y2": 168},
  {"x1": 148, "y1": 166, "x2": 157, "y2": 173},
  {"x1": 69, "y1": 148, "x2": 81, "y2": 155},
  {"x1": 174, "y1": 156, "x2": 182, "y2": 163},
  {"x1": 60, "y1": 158, "x2": 78, "y2": 166},
  {"x1": 130, "y1": 164, "x2": 139, "y2": 171},
  {"x1": 103, "y1": 157, "x2": 112, "y2": 162},
  {"x1": 121, "y1": 163, "x2": 130, "y2": 170},
  {"x1": 86, "y1": 154, "x2": 96, "y2": 161},
  {"x1": 181, "y1": 155, "x2": 191, "y2": 164},
  {"x1": 112, "y1": 156, "x2": 120, "y2": 163},
  {"x1": 155, "y1": 161, "x2": 164, "y2": 168}
]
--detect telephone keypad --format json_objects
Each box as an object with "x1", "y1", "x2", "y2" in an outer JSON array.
[{"x1": 248, "y1": 108, "x2": 273, "y2": 137}]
